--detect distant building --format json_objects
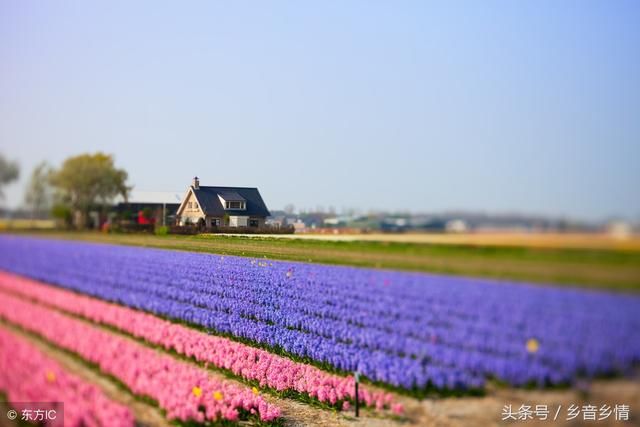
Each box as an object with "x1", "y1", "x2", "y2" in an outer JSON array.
[
  {"x1": 445, "y1": 219, "x2": 469, "y2": 233},
  {"x1": 176, "y1": 177, "x2": 270, "y2": 228},
  {"x1": 115, "y1": 190, "x2": 182, "y2": 225},
  {"x1": 606, "y1": 220, "x2": 632, "y2": 239},
  {"x1": 323, "y1": 216, "x2": 354, "y2": 227},
  {"x1": 292, "y1": 219, "x2": 306, "y2": 233},
  {"x1": 380, "y1": 217, "x2": 412, "y2": 232}
]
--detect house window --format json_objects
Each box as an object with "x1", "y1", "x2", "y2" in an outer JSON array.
[
  {"x1": 188, "y1": 202, "x2": 192, "y2": 209},
  {"x1": 249, "y1": 219, "x2": 259, "y2": 227},
  {"x1": 194, "y1": 202, "x2": 198, "y2": 209},
  {"x1": 212, "y1": 218, "x2": 220, "y2": 226},
  {"x1": 225, "y1": 201, "x2": 245, "y2": 210}
]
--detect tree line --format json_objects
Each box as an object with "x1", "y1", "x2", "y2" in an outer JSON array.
[{"x1": 0, "y1": 152, "x2": 129, "y2": 228}]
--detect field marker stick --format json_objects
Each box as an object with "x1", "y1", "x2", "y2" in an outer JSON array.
[{"x1": 355, "y1": 371, "x2": 360, "y2": 417}]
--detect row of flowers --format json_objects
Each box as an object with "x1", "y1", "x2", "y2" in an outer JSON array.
[
  {"x1": 0, "y1": 326, "x2": 134, "y2": 427},
  {"x1": 0, "y1": 271, "x2": 403, "y2": 414},
  {"x1": 0, "y1": 290, "x2": 282, "y2": 424},
  {"x1": 0, "y1": 236, "x2": 638, "y2": 391}
]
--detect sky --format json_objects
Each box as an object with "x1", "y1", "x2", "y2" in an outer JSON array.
[{"x1": 1, "y1": 1, "x2": 639, "y2": 221}]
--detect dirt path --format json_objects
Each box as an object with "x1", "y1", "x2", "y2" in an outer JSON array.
[{"x1": 390, "y1": 379, "x2": 640, "y2": 427}]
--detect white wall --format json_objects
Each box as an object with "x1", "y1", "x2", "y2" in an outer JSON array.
[{"x1": 179, "y1": 191, "x2": 204, "y2": 224}]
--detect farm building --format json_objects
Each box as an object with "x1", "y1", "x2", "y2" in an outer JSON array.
[
  {"x1": 176, "y1": 177, "x2": 270, "y2": 228},
  {"x1": 114, "y1": 190, "x2": 182, "y2": 226}
]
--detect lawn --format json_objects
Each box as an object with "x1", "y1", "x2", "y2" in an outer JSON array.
[{"x1": 9, "y1": 231, "x2": 640, "y2": 292}]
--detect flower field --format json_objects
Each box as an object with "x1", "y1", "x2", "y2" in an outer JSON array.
[
  {"x1": 0, "y1": 235, "x2": 639, "y2": 426},
  {"x1": 0, "y1": 289, "x2": 281, "y2": 423},
  {"x1": 0, "y1": 271, "x2": 401, "y2": 413},
  {"x1": 0, "y1": 327, "x2": 134, "y2": 427}
]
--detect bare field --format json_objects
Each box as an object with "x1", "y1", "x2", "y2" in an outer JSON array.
[{"x1": 0, "y1": 219, "x2": 56, "y2": 230}]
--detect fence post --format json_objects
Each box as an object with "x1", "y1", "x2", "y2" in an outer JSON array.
[{"x1": 355, "y1": 371, "x2": 360, "y2": 417}]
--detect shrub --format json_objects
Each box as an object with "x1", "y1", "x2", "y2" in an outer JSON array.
[
  {"x1": 155, "y1": 225, "x2": 169, "y2": 236},
  {"x1": 168, "y1": 225, "x2": 199, "y2": 235},
  {"x1": 110, "y1": 222, "x2": 155, "y2": 234}
]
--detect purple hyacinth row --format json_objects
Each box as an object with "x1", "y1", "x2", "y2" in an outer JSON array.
[{"x1": 0, "y1": 235, "x2": 638, "y2": 391}]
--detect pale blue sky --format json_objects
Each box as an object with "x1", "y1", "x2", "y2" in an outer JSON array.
[{"x1": 1, "y1": 1, "x2": 638, "y2": 220}]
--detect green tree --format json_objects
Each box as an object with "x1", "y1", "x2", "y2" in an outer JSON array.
[
  {"x1": 51, "y1": 203, "x2": 72, "y2": 228},
  {"x1": 0, "y1": 154, "x2": 19, "y2": 199},
  {"x1": 49, "y1": 153, "x2": 130, "y2": 228},
  {"x1": 24, "y1": 162, "x2": 53, "y2": 218}
]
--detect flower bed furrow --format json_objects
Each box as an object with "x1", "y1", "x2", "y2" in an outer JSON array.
[
  {"x1": 0, "y1": 325, "x2": 135, "y2": 427},
  {"x1": 0, "y1": 290, "x2": 281, "y2": 424},
  {"x1": 0, "y1": 271, "x2": 403, "y2": 414}
]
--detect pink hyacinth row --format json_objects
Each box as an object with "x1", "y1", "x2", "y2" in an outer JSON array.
[
  {"x1": 0, "y1": 326, "x2": 134, "y2": 427},
  {"x1": 0, "y1": 290, "x2": 281, "y2": 423},
  {"x1": 0, "y1": 271, "x2": 403, "y2": 414}
]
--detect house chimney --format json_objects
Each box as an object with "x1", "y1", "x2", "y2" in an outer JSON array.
[{"x1": 192, "y1": 176, "x2": 200, "y2": 189}]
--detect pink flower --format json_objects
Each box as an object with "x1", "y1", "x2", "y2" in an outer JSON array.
[
  {"x1": 0, "y1": 286, "x2": 281, "y2": 424},
  {"x1": 0, "y1": 328, "x2": 134, "y2": 427},
  {"x1": 392, "y1": 403, "x2": 405, "y2": 415}
]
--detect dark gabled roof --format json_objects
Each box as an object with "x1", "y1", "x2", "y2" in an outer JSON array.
[{"x1": 191, "y1": 186, "x2": 270, "y2": 217}]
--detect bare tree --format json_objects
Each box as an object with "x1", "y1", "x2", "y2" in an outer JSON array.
[
  {"x1": 0, "y1": 153, "x2": 19, "y2": 200},
  {"x1": 24, "y1": 162, "x2": 53, "y2": 219}
]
